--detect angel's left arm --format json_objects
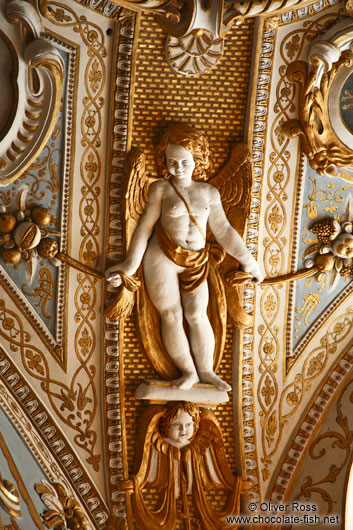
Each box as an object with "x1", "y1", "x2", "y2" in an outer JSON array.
[{"x1": 208, "y1": 186, "x2": 264, "y2": 283}]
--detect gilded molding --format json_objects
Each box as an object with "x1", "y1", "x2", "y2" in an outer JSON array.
[
  {"x1": 240, "y1": 18, "x2": 274, "y2": 503},
  {"x1": 103, "y1": 12, "x2": 137, "y2": 525},
  {"x1": 37, "y1": 1, "x2": 116, "y2": 479},
  {"x1": 0, "y1": 0, "x2": 64, "y2": 185},
  {"x1": 0, "y1": 476, "x2": 21, "y2": 520},
  {"x1": 67, "y1": 0, "x2": 340, "y2": 76},
  {"x1": 346, "y1": 0, "x2": 353, "y2": 17},
  {"x1": 246, "y1": 2, "x2": 344, "y2": 500},
  {"x1": 0, "y1": 432, "x2": 42, "y2": 528},
  {"x1": 0, "y1": 293, "x2": 100, "y2": 471}
]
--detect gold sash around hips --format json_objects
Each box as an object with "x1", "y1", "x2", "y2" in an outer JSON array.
[
  {"x1": 154, "y1": 218, "x2": 226, "y2": 293},
  {"x1": 155, "y1": 219, "x2": 210, "y2": 292}
]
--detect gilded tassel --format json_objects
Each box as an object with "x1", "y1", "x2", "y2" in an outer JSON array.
[{"x1": 104, "y1": 272, "x2": 141, "y2": 321}]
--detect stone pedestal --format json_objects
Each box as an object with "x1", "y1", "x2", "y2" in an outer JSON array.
[{"x1": 135, "y1": 379, "x2": 229, "y2": 406}]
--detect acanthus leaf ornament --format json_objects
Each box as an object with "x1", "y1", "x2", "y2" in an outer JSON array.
[
  {"x1": 0, "y1": 0, "x2": 64, "y2": 185},
  {"x1": 282, "y1": 20, "x2": 353, "y2": 179},
  {"x1": 35, "y1": 481, "x2": 93, "y2": 530}
]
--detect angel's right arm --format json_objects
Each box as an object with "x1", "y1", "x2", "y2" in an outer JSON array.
[{"x1": 107, "y1": 182, "x2": 162, "y2": 278}]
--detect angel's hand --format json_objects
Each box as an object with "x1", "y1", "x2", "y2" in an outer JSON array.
[
  {"x1": 105, "y1": 262, "x2": 138, "y2": 286},
  {"x1": 105, "y1": 270, "x2": 123, "y2": 287},
  {"x1": 243, "y1": 260, "x2": 264, "y2": 284},
  {"x1": 105, "y1": 263, "x2": 126, "y2": 287}
]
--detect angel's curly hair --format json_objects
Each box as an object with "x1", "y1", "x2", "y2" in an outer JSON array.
[
  {"x1": 155, "y1": 123, "x2": 212, "y2": 181},
  {"x1": 159, "y1": 401, "x2": 200, "y2": 438}
]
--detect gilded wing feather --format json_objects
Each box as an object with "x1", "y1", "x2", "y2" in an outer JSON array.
[
  {"x1": 209, "y1": 143, "x2": 253, "y2": 236},
  {"x1": 189, "y1": 409, "x2": 242, "y2": 529},
  {"x1": 124, "y1": 148, "x2": 158, "y2": 250},
  {"x1": 208, "y1": 143, "x2": 254, "y2": 329}
]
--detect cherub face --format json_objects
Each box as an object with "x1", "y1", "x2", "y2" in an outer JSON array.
[
  {"x1": 165, "y1": 143, "x2": 195, "y2": 182},
  {"x1": 165, "y1": 410, "x2": 194, "y2": 448},
  {"x1": 331, "y1": 233, "x2": 353, "y2": 258}
]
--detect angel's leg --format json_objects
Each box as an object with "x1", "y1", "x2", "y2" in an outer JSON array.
[
  {"x1": 143, "y1": 237, "x2": 199, "y2": 390},
  {"x1": 182, "y1": 283, "x2": 231, "y2": 392}
]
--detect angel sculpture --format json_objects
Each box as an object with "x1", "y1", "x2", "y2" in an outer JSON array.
[
  {"x1": 106, "y1": 123, "x2": 263, "y2": 391},
  {"x1": 119, "y1": 401, "x2": 245, "y2": 530}
]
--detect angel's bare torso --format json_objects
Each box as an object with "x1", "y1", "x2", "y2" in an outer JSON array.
[{"x1": 152, "y1": 179, "x2": 216, "y2": 249}]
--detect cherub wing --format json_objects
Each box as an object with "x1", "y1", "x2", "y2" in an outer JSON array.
[
  {"x1": 208, "y1": 143, "x2": 254, "y2": 329},
  {"x1": 123, "y1": 148, "x2": 159, "y2": 251},
  {"x1": 118, "y1": 405, "x2": 166, "y2": 490},
  {"x1": 188, "y1": 410, "x2": 242, "y2": 529},
  {"x1": 191, "y1": 410, "x2": 237, "y2": 489},
  {"x1": 119, "y1": 405, "x2": 177, "y2": 530},
  {"x1": 208, "y1": 143, "x2": 253, "y2": 236}
]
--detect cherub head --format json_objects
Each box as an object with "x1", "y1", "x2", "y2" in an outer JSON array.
[
  {"x1": 159, "y1": 401, "x2": 200, "y2": 448},
  {"x1": 155, "y1": 123, "x2": 212, "y2": 181}
]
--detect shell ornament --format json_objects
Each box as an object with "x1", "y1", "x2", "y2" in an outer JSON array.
[
  {"x1": 166, "y1": 28, "x2": 224, "y2": 76},
  {"x1": 304, "y1": 200, "x2": 353, "y2": 291},
  {"x1": 0, "y1": 184, "x2": 60, "y2": 282}
]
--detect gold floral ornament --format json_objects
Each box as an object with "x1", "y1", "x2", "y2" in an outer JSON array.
[
  {"x1": 0, "y1": 185, "x2": 106, "y2": 283},
  {"x1": 0, "y1": 185, "x2": 60, "y2": 282},
  {"x1": 282, "y1": 47, "x2": 353, "y2": 178},
  {"x1": 34, "y1": 481, "x2": 91, "y2": 530},
  {"x1": 303, "y1": 199, "x2": 353, "y2": 290}
]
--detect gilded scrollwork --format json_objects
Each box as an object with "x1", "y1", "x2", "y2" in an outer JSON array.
[
  {"x1": 283, "y1": 50, "x2": 353, "y2": 178},
  {"x1": 0, "y1": 0, "x2": 64, "y2": 185},
  {"x1": 0, "y1": 356, "x2": 109, "y2": 526},
  {"x1": 21, "y1": 268, "x2": 55, "y2": 319},
  {"x1": 0, "y1": 297, "x2": 100, "y2": 469},
  {"x1": 257, "y1": 8, "x2": 347, "y2": 484},
  {"x1": 29, "y1": 0, "x2": 111, "y2": 472},
  {"x1": 304, "y1": 177, "x2": 353, "y2": 220}
]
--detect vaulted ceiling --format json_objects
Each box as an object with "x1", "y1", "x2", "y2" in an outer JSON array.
[{"x1": 1, "y1": 1, "x2": 353, "y2": 529}]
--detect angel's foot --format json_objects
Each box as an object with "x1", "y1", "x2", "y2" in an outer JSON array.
[
  {"x1": 198, "y1": 371, "x2": 232, "y2": 392},
  {"x1": 172, "y1": 372, "x2": 199, "y2": 390}
]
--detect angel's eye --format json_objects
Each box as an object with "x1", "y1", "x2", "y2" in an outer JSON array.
[
  {"x1": 168, "y1": 160, "x2": 176, "y2": 165},
  {"x1": 182, "y1": 161, "x2": 189, "y2": 165}
]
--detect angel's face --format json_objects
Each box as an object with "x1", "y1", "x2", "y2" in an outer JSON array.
[
  {"x1": 165, "y1": 143, "x2": 195, "y2": 182},
  {"x1": 165, "y1": 410, "x2": 194, "y2": 448}
]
